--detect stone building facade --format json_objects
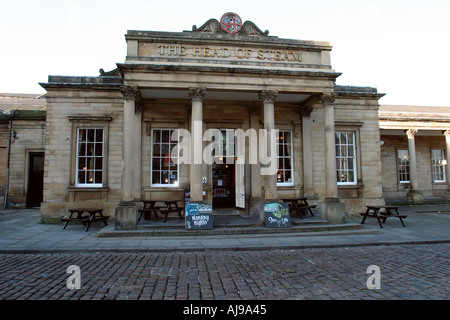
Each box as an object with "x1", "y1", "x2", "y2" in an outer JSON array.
[
  {"x1": 0, "y1": 94, "x2": 46, "y2": 208},
  {"x1": 22, "y1": 13, "x2": 447, "y2": 229}
]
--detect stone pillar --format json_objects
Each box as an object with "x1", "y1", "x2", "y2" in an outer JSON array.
[
  {"x1": 321, "y1": 93, "x2": 345, "y2": 224},
  {"x1": 406, "y1": 129, "x2": 423, "y2": 204},
  {"x1": 259, "y1": 90, "x2": 278, "y2": 201},
  {"x1": 133, "y1": 102, "x2": 143, "y2": 201},
  {"x1": 249, "y1": 107, "x2": 263, "y2": 218},
  {"x1": 188, "y1": 88, "x2": 206, "y2": 202},
  {"x1": 301, "y1": 106, "x2": 314, "y2": 197},
  {"x1": 445, "y1": 130, "x2": 450, "y2": 191},
  {"x1": 115, "y1": 85, "x2": 139, "y2": 230}
]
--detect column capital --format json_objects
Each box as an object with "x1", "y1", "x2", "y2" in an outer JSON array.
[
  {"x1": 444, "y1": 129, "x2": 450, "y2": 137},
  {"x1": 258, "y1": 90, "x2": 278, "y2": 103},
  {"x1": 300, "y1": 106, "x2": 313, "y2": 117},
  {"x1": 406, "y1": 128, "x2": 418, "y2": 138},
  {"x1": 120, "y1": 85, "x2": 139, "y2": 100},
  {"x1": 320, "y1": 93, "x2": 336, "y2": 105},
  {"x1": 188, "y1": 87, "x2": 206, "y2": 102}
]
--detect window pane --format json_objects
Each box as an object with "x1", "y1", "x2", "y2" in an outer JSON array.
[
  {"x1": 94, "y1": 143, "x2": 102, "y2": 157},
  {"x1": 95, "y1": 157, "x2": 103, "y2": 170},
  {"x1": 78, "y1": 129, "x2": 86, "y2": 142},
  {"x1": 95, "y1": 129, "x2": 103, "y2": 142},
  {"x1": 87, "y1": 129, "x2": 96, "y2": 142},
  {"x1": 95, "y1": 171, "x2": 102, "y2": 184},
  {"x1": 78, "y1": 171, "x2": 86, "y2": 184},
  {"x1": 87, "y1": 143, "x2": 95, "y2": 157},
  {"x1": 78, "y1": 142, "x2": 86, "y2": 157},
  {"x1": 161, "y1": 130, "x2": 170, "y2": 143},
  {"x1": 152, "y1": 171, "x2": 161, "y2": 184}
]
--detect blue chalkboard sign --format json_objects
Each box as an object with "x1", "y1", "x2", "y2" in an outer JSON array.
[
  {"x1": 185, "y1": 203, "x2": 213, "y2": 230},
  {"x1": 264, "y1": 202, "x2": 291, "y2": 228}
]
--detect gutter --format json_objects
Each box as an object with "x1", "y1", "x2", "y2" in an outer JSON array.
[{"x1": 3, "y1": 110, "x2": 19, "y2": 209}]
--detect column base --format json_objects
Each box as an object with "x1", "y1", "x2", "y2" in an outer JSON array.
[
  {"x1": 325, "y1": 197, "x2": 346, "y2": 224},
  {"x1": 249, "y1": 197, "x2": 264, "y2": 221},
  {"x1": 115, "y1": 201, "x2": 138, "y2": 230},
  {"x1": 407, "y1": 190, "x2": 424, "y2": 204}
]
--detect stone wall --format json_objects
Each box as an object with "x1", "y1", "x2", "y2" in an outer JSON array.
[{"x1": 41, "y1": 85, "x2": 123, "y2": 222}]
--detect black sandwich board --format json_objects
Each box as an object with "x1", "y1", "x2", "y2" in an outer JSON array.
[
  {"x1": 185, "y1": 202, "x2": 213, "y2": 230},
  {"x1": 264, "y1": 202, "x2": 291, "y2": 228}
]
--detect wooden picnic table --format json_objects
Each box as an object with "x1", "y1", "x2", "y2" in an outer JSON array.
[
  {"x1": 61, "y1": 208, "x2": 109, "y2": 232},
  {"x1": 281, "y1": 197, "x2": 316, "y2": 218},
  {"x1": 138, "y1": 200, "x2": 184, "y2": 223},
  {"x1": 360, "y1": 205, "x2": 406, "y2": 228}
]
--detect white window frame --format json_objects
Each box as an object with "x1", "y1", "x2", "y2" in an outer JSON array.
[
  {"x1": 276, "y1": 130, "x2": 294, "y2": 186},
  {"x1": 397, "y1": 149, "x2": 410, "y2": 183},
  {"x1": 431, "y1": 149, "x2": 446, "y2": 183},
  {"x1": 75, "y1": 127, "x2": 104, "y2": 188},
  {"x1": 335, "y1": 131, "x2": 357, "y2": 185},
  {"x1": 151, "y1": 128, "x2": 179, "y2": 187}
]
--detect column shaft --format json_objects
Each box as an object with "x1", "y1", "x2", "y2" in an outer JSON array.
[
  {"x1": 133, "y1": 103, "x2": 142, "y2": 200},
  {"x1": 323, "y1": 96, "x2": 338, "y2": 198},
  {"x1": 301, "y1": 106, "x2": 313, "y2": 197},
  {"x1": 259, "y1": 90, "x2": 278, "y2": 201},
  {"x1": 189, "y1": 88, "x2": 206, "y2": 202},
  {"x1": 445, "y1": 130, "x2": 450, "y2": 190},
  {"x1": 406, "y1": 129, "x2": 419, "y2": 191}
]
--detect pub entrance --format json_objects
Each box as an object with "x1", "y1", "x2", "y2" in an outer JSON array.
[{"x1": 212, "y1": 160, "x2": 235, "y2": 209}]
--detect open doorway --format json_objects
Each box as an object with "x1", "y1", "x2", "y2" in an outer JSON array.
[
  {"x1": 212, "y1": 160, "x2": 235, "y2": 209},
  {"x1": 26, "y1": 152, "x2": 44, "y2": 208}
]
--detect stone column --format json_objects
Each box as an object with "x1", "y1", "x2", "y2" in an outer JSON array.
[
  {"x1": 188, "y1": 88, "x2": 206, "y2": 202},
  {"x1": 301, "y1": 106, "x2": 314, "y2": 197},
  {"x1": 406, "y1": 129, "x2": 423, "y2": 204},
  {"x1": 115, "y1": 85, "x2": 139, "y2": 230},
  {"x1": 259, "y1": 90, "x2": 278, "y2": 201},
  {"x1": 321, "y1": 93, "x2": 345, "y2": 224},
  {"x1": 249, "y1": 107, "x2": 263, "y2": 218},
  {"x1": 322, "y1": 94, "x2": 338, "y2": 198},
  {"x1": 133, "y1": 102, "x2": 143, "y2": 201},
  {"x1": 445, "y1": 130, "x2": 450, "y2": 191}
]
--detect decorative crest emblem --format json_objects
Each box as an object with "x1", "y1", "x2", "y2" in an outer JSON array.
[{"x1": 220, "y1": 12, "x2": 242, "y2": 34}]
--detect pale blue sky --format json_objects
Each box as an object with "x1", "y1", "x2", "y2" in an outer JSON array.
[{"x1": 1, "y1": 0, "x2": 449, "y2": 106}]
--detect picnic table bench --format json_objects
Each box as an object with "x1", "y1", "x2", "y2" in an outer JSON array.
[
  {"x1": 360, "y1": 205, "x2": 406, "y2": 228},
  {"x1": 61, "y1": 208, "x2": 109, "y2": 232},
  {"x1": 138, "y1": 200, "x2": 184, "y2": 223},
  {"x1": 281, "y1": 198, "x2": 316, "y2": 218}
]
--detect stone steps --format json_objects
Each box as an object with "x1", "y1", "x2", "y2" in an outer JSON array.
[{"x1": 98, "y1": 214, "x2": 375, "y2": 238}]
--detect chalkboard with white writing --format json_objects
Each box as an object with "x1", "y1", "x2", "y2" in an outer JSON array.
[
  {"x1": 185, "y1": 203, "x2": 213, "y2": 230},
  {"x1": 264, "y1": 202, "x2": 291, "y2": 228}
]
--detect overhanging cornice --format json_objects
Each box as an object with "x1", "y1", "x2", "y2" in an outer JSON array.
[{"x1": 117, "y1": 62, "x2": 341, "y2": 80}]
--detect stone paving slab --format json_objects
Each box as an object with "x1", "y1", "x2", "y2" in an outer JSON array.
[{"x1": 0, "y1": 204, "x2": 449, "y2": 253}]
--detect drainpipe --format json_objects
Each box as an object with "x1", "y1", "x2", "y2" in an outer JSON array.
[{"x1": 3, "y1": 110, "x2": 19, "y2": 209}]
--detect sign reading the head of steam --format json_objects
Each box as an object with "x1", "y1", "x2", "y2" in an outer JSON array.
[
  {"x1": 264, "y1": 202, "x2": 291, "y2": 228},
  {"x1": 185, "y1": 202, "x2": 213, "y2": 230}
]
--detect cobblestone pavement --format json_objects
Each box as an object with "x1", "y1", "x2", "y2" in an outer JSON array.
[{"x1": 0, "y1": 243, "x2": 448, "y2": 301}]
